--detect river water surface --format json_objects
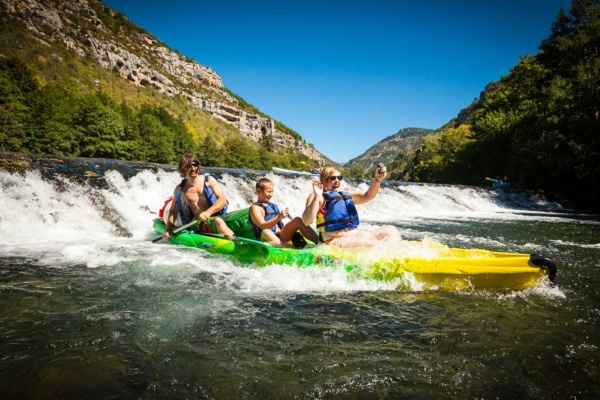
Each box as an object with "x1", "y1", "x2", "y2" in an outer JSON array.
[{"x1": 0, "y1": 156, "x2": 598, "y2": 399}]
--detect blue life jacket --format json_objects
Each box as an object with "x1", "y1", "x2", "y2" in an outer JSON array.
[
  {"x1": 250, "y1": 202, "x2": 284, "y2": 239},
  {"x1": 175, "y1": 179, "x2": 193, "y2": 225},
  {"x1": 316, "y1": 190, "x2": 359, "y2": 232},
  {"x1": 175, "y1": 174, "x2": 228, "y2": 224},
  {"x1": 202, "y1": 173, "x2": 228, "y2": 216}
]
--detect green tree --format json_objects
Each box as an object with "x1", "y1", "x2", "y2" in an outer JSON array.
[
  {"x1": 345, "y1": 164, "x2": 366, "y2": 179},
  {"x1": 172, "y1": 116, "x2": 197, "y2": 156},
  {"x1": 76, "y1": 92, "x2": 124, "y2": 159},
  {"x1": 464, "y1": 0, "x2": 600, "y2": 207},
  {"x1": 224, "y1": 137, "x2": 260, "y2": 169},
  {"x1": 536, "y1": 0, "x2": 600, "y2": 193},
  {"x1": 31, "y1": 84, "x2": 80, "y2": 155},
  {"x1": 413, "y1": 125, "x2": 475, "y2": 183},
  {"x1": 0, "y1": 57, "x2": 37, "y2": 151},
  {"x1": 257, "y1": 145, "x2": 273, "y2": 170},
  {"x1": 198, "y1": 134, "x2": 223, "y2": 167},
  {"x1": 138, "y1": 113, "x2": 175, "y2": 163},
  {"x1": 115, "y1": 101, "x2": 140, "y2": 160}
]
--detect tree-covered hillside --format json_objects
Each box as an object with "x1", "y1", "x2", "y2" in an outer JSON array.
[
  {"x1": 0, "y1": 57, "x2": 314, "y2": 169},
  {"x1": 344, "y1": 128, "x2": 432, "y2": 178},
  {"x1": 412, "y1": 0, "x2": 599, "y2": 210},
  {"x1": 0, "y1": 1, "x2": 322, "y2": 170}
]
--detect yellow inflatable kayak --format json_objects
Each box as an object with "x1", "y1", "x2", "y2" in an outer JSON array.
[{"x1": 153, "y1": 218, "x2": 557, "y2": 291}]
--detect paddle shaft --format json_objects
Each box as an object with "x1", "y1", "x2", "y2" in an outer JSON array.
[
  {"x1": 152, "y1": 219, "x2": 197, "y2": 243},
  {"x1": 197, "y1": 231, "x2": 273, "y2": 248}
]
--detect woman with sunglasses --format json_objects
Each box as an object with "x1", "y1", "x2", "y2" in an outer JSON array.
[{"x1": 301, "y1": 164, "x2": 387, "y2": 244}]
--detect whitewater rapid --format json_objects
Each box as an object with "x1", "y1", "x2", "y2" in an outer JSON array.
[
  {"x1": 0, "y1": 167, "x2": 573, "y2": 245},
  {"x1": 0, "y1": 164, "x2": 590, "y2": 294}
]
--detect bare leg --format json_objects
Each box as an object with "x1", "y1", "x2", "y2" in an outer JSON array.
[
  {"x1": 214, "y1": 217, "x2": 234, "y2": 236},
  {"x1": 261, "y1": 229, "x2": 282, "y2": 246},
  {"x1": 278, "y1": 217, "x2": 319, "y2": 245},
  {"x1": 298, "y1": 223, "x2": 319, "y2": 244}
]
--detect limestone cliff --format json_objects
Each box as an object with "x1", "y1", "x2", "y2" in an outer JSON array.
[{"x1": 1, "y1": 0, "x2": 326, "y2": 161}]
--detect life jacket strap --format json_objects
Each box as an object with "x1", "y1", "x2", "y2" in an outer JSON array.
[
  {"x1": 317, "y1": 215, "x2": 358, "y2": 229},
  {"x1": 323, "y1": 193, "x2": 351, "y2": 202}
]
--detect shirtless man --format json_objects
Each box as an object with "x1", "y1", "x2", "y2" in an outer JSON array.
[{"x1": 162, "y1": 154, "x2": 234, "y2": 239}]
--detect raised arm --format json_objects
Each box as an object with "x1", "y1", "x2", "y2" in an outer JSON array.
[
  {"x1": 302, "y1": 181, "x2": 324, "y2": 226},
  {"x1": 351, "y1": 164, "x2": 387, "y2": 205}
]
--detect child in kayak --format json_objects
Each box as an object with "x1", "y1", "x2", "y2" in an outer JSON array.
[{"x1": 250, "y1": 178, "x2": 319, "y2": 247}]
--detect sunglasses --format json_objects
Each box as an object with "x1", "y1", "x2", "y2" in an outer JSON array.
[{"x1": 327, "y1": 175, "x2": 343, "y2": 181}]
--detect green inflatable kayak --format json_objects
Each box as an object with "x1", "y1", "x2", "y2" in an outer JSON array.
[{"x1": 152, "y1": 208, "x2": 557, "y2": 290}]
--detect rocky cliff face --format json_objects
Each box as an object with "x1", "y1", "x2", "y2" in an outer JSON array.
[
  {"x1": 1, "y1": 0, "x2": 324, "y2": 160},
  {"x1": 344, "y1": 127, "x2": 432, "y2": 171}
]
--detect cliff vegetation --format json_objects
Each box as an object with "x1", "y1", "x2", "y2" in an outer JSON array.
[{"x1": 0, "y1": 0, "x2": 326, "y2": 169}]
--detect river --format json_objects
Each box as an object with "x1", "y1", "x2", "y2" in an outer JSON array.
[{"x1": 0, "y1": 154, "x2": 598, "y2": 399}]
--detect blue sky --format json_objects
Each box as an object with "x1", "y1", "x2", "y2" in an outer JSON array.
[{"x1": 103, "y1": 0, "x2": 571, "y2": 163}]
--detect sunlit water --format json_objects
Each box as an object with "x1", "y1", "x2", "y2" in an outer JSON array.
[{"x1": 1, "y1": 156, "x2": 599, "y2": 399}]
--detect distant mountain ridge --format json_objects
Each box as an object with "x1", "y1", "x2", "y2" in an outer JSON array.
[{"x1": 344, "y1": 127, "x2": 433, "y2": 173}]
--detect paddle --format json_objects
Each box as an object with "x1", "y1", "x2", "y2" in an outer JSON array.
[
  {"x1": 151, "y1": 219, "x2": 197, "y2": 243},
  {"x1": 196, "y1": 231, "x2": 273, "y2": 248},
  {"x1": 152, "y1": 219, "x2": 271, "y2": 248},
  {"x1": 201, "y1": 230, "x2": 310, "y2": 249}
]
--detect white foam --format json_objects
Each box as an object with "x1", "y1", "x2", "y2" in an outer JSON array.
[
  {"x1": 0, "y1": 170, "x2": 115, "y2": 244},
  {"x1": 549, "y1": 240, "x2": 600, "y2": 249}
]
